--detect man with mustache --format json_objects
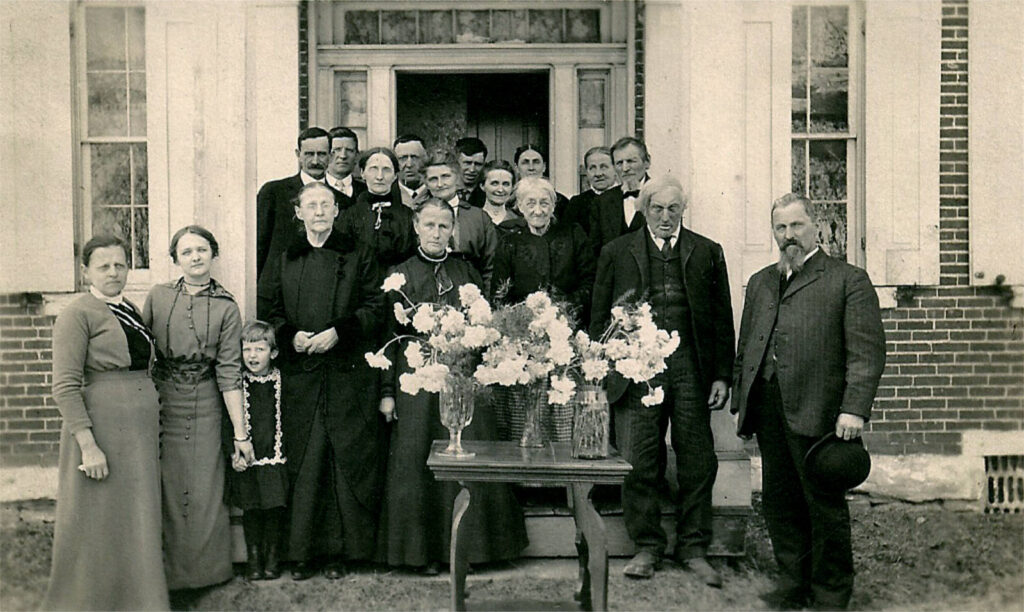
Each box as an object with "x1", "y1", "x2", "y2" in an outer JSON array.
[
  {"x1": 590, "y1": 175, "x2": 734, "y2": 585},
  {"x1": 732, "y1": 193, "x2": 885, "y2": 610},
  {"x1": 393, "y1": 134, "x2": 430, "y2": 209},
  {"x1": 588, "y1": 137, "x2": 652, "y2": 257},
  {"x1": 256, "y1": 127, "x2": 343, "y2": 283}
]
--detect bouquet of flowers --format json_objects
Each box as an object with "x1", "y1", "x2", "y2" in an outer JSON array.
[{"x1": 364, "y1": 272, "x2": 499, "y2": 395}]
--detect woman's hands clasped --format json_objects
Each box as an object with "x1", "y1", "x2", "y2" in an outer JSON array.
[{"x1": 232, "y1": 438, "x2": 256, "y2": 472}]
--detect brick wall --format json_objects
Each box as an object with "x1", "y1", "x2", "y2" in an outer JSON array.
[
  {"x1": 866, "y1": 287, "x2": 1024, "y2": 455},
  {"x1": 939, "y1": 0, "x2": 969, "y2": 286},
  {"x1": 0, "y1": 294, "x2": 59, "y2": 466},
  {"x1": 633, "y1": 0, "x2": 645, "y2": 139}
]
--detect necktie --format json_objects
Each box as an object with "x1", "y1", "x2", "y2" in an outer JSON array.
[
  {"x1": 622, "y1": 189, "x2": 640, "y2": 198},
  {"x1": 779, "y1": 272, "x2": 791, "y2": 298},
  {"x1": 107, "y1": 302, "x2": 156, "y2": 346},
  {"x1": 661, "y1": 239, "x2": 673, "y2": 258}
]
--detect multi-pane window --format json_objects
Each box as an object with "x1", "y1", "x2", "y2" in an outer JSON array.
[
  {"x1": 791, "y1": 4, "x2": 860, "y2": 262},
  {"x1": 80, "y1": 6, "x2": 148, "y2": 269},
  {"x1": 342, "y1": 9, "x2": 601, "y2": 44}
]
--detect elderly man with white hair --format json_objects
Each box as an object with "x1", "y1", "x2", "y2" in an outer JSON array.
[{"x1": 590, "y1": 175, "x2": 735, "y2": 585}]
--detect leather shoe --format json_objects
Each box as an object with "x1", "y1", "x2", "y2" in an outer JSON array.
[
  {"x1": 323, "y1": 562, "x2": 346, "y2": 580},
  {"x1": 759, "y1": 587, "x2": 811, "y2": 610},
  {"x1": 683, "y1": 557, "x2": 722, "y2": 588},
  {"x1": 420, "y1": 561, "x2": 441, "y2": 576},
  {"x1": 291, "y1": 561, "x2": 315, "y2": 581},
  {"x1": 623, "y1": 550, "x2": 661, "y2": 579}
]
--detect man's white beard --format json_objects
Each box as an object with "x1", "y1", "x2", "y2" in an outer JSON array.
[{"x1": 776, "y1": 243, "x2": 807, "y2": 276}]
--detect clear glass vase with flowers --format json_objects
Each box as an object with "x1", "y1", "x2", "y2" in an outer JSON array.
[
  {"x1": 365, "y1": 272, "x2": 500, "y2": 458},
  {"x1": 550, "y1": 299, "x2": 682, "y2": 458}
]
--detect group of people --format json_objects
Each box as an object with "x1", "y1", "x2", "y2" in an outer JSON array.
[{"x1": 46, "y1": 124, "x2": 886, "y2": 611}]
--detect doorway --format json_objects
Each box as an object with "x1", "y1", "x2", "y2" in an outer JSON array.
[{"x1": 396, "y1": 72, "x2": 549, "y2": 164}]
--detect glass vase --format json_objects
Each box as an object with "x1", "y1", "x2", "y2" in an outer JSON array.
[
  {"x1": 437, "y1": 377, "x2": 476, "y2": 458},
  {"x1": 519, "y1": 382, "x2": 548, "y2": 448},
  {"x1": 572, "y1": 383, "x2": 610, "y2": 459}
]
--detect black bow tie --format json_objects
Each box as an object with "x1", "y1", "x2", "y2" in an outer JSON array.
[{"x1": 623, "y1": 190, "x2": 640, "y2": 199}]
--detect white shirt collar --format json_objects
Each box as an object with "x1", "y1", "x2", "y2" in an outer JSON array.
[
  {"x1": 299, "y1": 170, "x2": 323, "y2": 185},
  {"x1": 326, "y1": 172, "x2": 352, "y2": 194},
  {"x1": 90, "y1": 285, "x2": 124, "y2": 305},
  {"x1": 647, "y1": 224, "x2": 682, "y2": 251},
  {"x1": 399, "y1": 181, "x2": 423, "y2": 200}
]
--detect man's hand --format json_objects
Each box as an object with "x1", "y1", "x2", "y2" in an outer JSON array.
[
  {"x1": 292, "y1": 331, "x2": 313, "y2": 353},
  {"x1": 835, "y1": 413, "x2": 865, "y2": 440},
  {"x1": 707, "y1": 380, "x2": 730, "y2": 411},
  {"x1": 307, "y1": 328, "x2": 339, "y2": 354},
  {"x1": 379, "y1": 397, "x2": 396, "y2": 423}
]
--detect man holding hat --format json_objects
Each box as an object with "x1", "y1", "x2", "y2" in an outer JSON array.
[{"x1": 732, "y1": 193, "x2": 885, "y2": 610}]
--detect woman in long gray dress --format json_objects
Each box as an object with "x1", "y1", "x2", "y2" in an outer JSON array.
[
  {"x1": 144, "y1": 225, "x2": 254, "y2": 597},
  {"x1": 45, "y1": 235, "x2": 168, "y2": 610}
]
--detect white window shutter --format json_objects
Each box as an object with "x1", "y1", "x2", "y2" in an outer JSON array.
[
  {"x1": 969, "y1": 1, "x2": 1024, "y2": 287},
  {"x1": 864, "y1": 0, "x2": 941, "y2": 286},
  {"x1": 0, "y1": 2, "x2": 76, "y2": 292}
]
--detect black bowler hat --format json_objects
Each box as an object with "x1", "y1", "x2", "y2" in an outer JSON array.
[{"x1": 804, "y1": 433, "x2": 871, "y2": 491}]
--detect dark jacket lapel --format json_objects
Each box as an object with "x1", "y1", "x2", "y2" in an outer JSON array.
[{"x1": 628, "y1": 228, "x2": 649, "y2": 293}]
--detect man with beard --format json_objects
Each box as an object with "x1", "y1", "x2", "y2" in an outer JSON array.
[
  {"x1": 589, "y1": 137, "x2": 652, "y2": 256},
  {"x1": 565, "y1": 146, "x2": 618, "y2": 234},
  {"x1": 455, "y1": 137, "x2": 488, "y2": 207},
  {"x1": 256, "y1": 127, "x2": 340, "y2": 282},
  {"x1": 325, "y1": 127, "x2": 367, "y2": 211},
  {"x1": 732, "y1": 193, "x2": 885, "y2": 610},
  {"x1": 393, "y1": 134, "x2": 429, "y2": 209}
]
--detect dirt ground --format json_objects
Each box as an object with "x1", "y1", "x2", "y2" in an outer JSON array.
[{"x1": 2, "y1": 495, "x2": 1021, "y2": 611}]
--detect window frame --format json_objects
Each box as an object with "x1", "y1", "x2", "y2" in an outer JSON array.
[
  {"x1": 790, "y1": 1, "x2": 865, "y2": 267},
  {"x1": 72, "y1": 1, "x2": 153, "y2": 290}
]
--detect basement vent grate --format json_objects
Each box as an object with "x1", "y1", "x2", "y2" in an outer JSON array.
[{"x1": 984, "y1": 455, "x2": 1024, "y2": 513}]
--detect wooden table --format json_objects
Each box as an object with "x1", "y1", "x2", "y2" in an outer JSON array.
[{"x1": 428, "y1": 440, "x2": 632, "y2": 611}]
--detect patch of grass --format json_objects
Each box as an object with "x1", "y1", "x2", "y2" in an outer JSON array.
[{"x1": 2, "y1": 496, "x2": 1022, "y2": 611}]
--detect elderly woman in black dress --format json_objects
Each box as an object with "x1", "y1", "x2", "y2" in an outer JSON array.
[
  {"x1": 45, "y1": 236, "x2": 168, "y2": 610},
  {"x1": 377, "y1": 198, "x2": 528, "y2": 574},
  {"x1": 258, "y1": 181, "x2": 386, "y2": 580},
  {"x1": 491, "y1": 176, "x2": 596, "y2": 442}
]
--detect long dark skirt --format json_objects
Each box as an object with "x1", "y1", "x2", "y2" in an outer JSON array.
[
  {"x1": 378, "y1": 370, "x2": 528, "y2": 567},
  {"x1": 44, "y1": 370, "x2": 168, "y2": 611},
  {"x1": 157, "y1": 377, "x2": 233, "y2": 590}
]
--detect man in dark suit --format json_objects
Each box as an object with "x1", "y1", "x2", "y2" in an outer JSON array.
[
  {"x1": 591, "y1": 175, "x2": 735, "y2": 585},
  {"x1": 325, "y1": 126, "x2": 367, "y2": 211},
  {"x1": 588, "y1": 136, "x2": 652, "y2": 256},
  {"x1": 456, "y1": 136, "x2": 488, "y2": 208},
  {"x1": 393, "y1": 134, "x2": 429, "y2": 209},
  {"x1": 256, "y1": 127, "x2": 343, "y2": 283},
  {"x1": 732, "y1": 193, "x2": 885, "y2": 610},
  {"x1": 565, "y1": 146, "x2": 618, "y2": 234}
]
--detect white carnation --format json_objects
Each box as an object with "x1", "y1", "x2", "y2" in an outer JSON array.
[
  {"x1": 467, "y1": 299, "x2": 492, "y2": 324},
  {"x1": 364, "y1": 350, "x2": 392, "y2": 370},
  {"x1": 641, "y1": 386, "x2": 665, "y2": 406},
  {"x1": 404, "y1": 341, "x2": 425, "y2": 368},
  {"x1": 393, "y1": 302, "x2": 411, "y2": 325},
  {"x1": 581, "y1": 358, "x2": 609, "y2": 381},
  {"x1": 548, "y1": 375, "x2": 576, "y2": 405},
  {"x1": 412, "y1": 305, "x2": 436, "y2": 334},
  {"x1": 439, "y1": 309, "x2": 466, "y2": 334},
  {"x1": 382, "y1": 272, "x2": 406, "y2": 293},
  {"x1": 525, "y1": 291, "x2": 552, "y2": 312},
  {"x1": 458, "y1": 283, "x2": 483, "y2": 307}
]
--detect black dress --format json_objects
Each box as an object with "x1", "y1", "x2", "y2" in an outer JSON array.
[
  {"x1": 377, "y1": 251, "x2": 529, "y2": 567},
  {"x1": 224, "y1": 368, "x2": 289, "y2": 510}
]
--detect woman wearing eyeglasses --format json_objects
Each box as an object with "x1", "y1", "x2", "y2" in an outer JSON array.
[
  {"x1": 257, "y1": 181, "x2": 386, "y2": 580},
  {"x1": 376, "y1": 197, "x2": 527, "y2": 575}
]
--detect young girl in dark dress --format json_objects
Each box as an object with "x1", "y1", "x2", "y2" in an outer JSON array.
[{"x1": 226, "y1": 320, "x2": 289, "y2": 581}]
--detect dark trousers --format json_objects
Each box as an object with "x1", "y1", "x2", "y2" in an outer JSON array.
[
  {"x1": 287, "y1": 407, "x2": 377, "y2": 562},
  {"x1": 613, "y1": 350, "x2": 716, "y2": 559},
  {"x1": 755, "y1": 376, "x2": 853, "y2": 608}
]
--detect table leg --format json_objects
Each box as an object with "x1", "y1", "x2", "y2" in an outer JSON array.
[
  {"x1": 571, "y1": 482, "x2": 608, "y2": 611},
  {"x1": 450, "y1": 484, "x2": 471, "y2": 612}
]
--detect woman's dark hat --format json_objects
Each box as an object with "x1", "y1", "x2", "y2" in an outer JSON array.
[{"x1": 804, "y1": 433, "x2": 871, "y2": 491}]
